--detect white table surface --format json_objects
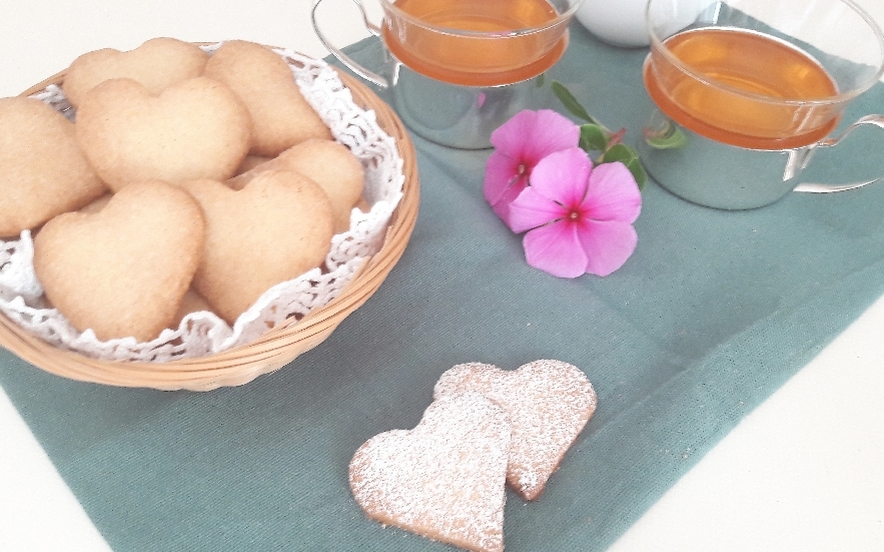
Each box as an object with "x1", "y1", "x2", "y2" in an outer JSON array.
[{"x1": 1, "y1": 1, "x2": 883, "y2": 550}]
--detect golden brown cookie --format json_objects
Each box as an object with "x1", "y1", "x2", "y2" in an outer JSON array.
[
  {"x1": 63, "y1": 37, "x2": 209, "y2": 108},
  {"x1": 171, "y1": 287, "x2": 215, "y2": 327},
  {"x1": 203, "y1": 40, "x2": 332, "y2": 156},
  {"x1": 78, "y1": 193, "x2": 112, "y2": 214},
  {"x1": 233, "y1": 154, "x2": 272, "y2": 176},
  {"x1": 33, "y1": 180, "x2": 206, "y2": 342},
  {"x1": 227, "y1": 139, "x2": 364, "y2": 233},
  {"x1": 75, "y1": 76, "x2": 251, "y2": 191},
  {"x1": 434, "y1": 360, "x2": 597, "y2": 500},
  {"x1": 0, "y1": 97, "x2": 105, "y2": 237},
  {"x1": 182, "y1": 170, "x2": 334, "y2": 324},
  {"x1": 349, "y1": 392, "x2": 510, "y2": 552}
]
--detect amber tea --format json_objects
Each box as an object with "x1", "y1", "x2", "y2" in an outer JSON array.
[
  {"x1": 382, "y1": 0, "x2": 567, "y2": 86},
  {"x1": 639, "y1": 0, "x2": 884, "y2": 209},
  {"x1": 645, "y1": 27, "x2": 841, "y2": 150}
]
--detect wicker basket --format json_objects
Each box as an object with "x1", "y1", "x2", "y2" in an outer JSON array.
[{"x1": 0, "y1": 61, "x2": 419, "y2": 391}]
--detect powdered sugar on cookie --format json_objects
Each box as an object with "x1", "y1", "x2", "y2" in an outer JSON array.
[
  {"x1": 349, "y1": 391, "x2": 510, "y2": 552},
  {"x1": 349, "y1": 360, "x2": 598, "y2": 551},
  {"x1": 434, "y1": 359, "x2": 597, "y2": 500}
]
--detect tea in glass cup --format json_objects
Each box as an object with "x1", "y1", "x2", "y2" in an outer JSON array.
[
  {"x1": 381, "y1": 0, "x2": 572, "y2": 86},
  {"x1": 313, "y1": 0, "x2": 584, "y2": 148},
  {"x1": 639, "y1": 0, "x2": 884, "y2": 208}
]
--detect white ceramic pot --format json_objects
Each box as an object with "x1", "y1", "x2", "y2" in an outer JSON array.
[{"x1": 576, "y1": 0, "x2": 650, "y2": 47}]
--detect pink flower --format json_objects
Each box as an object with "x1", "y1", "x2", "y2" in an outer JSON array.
[
  {"x1": 484, "y1": 109, "x2": 580, "y2": 229},
  {"x1": 508, "y1": 148, "x2": 642, "y2": 278}
]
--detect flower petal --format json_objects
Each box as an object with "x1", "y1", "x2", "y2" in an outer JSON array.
[
  {"x1": 491, "y1": 177, "x2": 530, "y2": 230},
  {"x1": 489, "y1": 109, "x2": 538, "y2": 155},
  {"x1": 576, "y1": 218, "x2": 638, "y2": 276},
  {"x1": 583, "y1": 162, "x2": 642, "y2": 223},
  {"x1": 484, "y1": 150, "x2": 523, "y2": 206},
  {"x1": 508, "y1": 186, "x2": 567, "y2": 234},
  {"x1": 521, "y1": 110, "x2": 582, "y2": 164},
  {"x1": 529, "y1": 148, "x2": 593, "y2": 206},
  {"x1": 522, "y1": 221, "x2": 588, "y2": 279},
  {"x1": 490, "y1": 110, "x2": 579, "y2": 162}
]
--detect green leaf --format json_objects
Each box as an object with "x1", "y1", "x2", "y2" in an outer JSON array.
[
  {"x1": 550, "y1": 80, "x2": 599, "y2": 125},
  {"x1": 535, "y1": 73, "x2": 546, "y2": 88},
  {"x1": 602, "y1": 144, "x2": 648, "y2": 190},
  {"x1": 546, "y1": 79, "x2": 648, "y2": 191},
  {"x1": 643, "y1": 121, "x2": 689, "y2": 150},
  {"x1": 579, "y1": 124, "x2": 609, "y2": 152}
]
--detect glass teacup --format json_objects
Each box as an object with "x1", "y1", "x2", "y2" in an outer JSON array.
[
  {"x1": 379, "y1": 0, "x2": 579, "y2": 86},
  {"x1": 638, "y1": 0, "x2": 884, "y2": 209},
  {"x1": 313, "y1": 0, "x2": 584, "y2": 148}
]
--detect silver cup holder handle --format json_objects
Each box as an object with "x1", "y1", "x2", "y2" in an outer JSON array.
[
  {"x1": 794, "y1": 114, "x2": 884, "y2": 193},
  {"x1": 311, "y1": 0, "x2": 390, "y2": 89}
]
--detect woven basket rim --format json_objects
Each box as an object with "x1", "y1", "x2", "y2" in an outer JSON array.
[{"x1": 1, "y1": 48, "x2": 420, "y2": 390}]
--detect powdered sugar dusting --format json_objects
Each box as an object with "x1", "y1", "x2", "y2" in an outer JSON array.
[
  {"x1": 349, "y1": 392, "x2": 510, "y2": 552},
  {"x1": 434, "y1": 360, "x2": 597, "y2": 500}
]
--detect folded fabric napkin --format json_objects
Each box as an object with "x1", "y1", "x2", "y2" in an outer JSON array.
[{"x1": 2, "y1": 23, "x2": 884, "y2": 552}]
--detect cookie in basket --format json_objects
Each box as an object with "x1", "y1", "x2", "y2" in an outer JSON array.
[
  {"x1": 182, "y1": 170, "x2": 334, "y2": 325},
  {"x1": 171, "y1": 288, "x2": 215, "y2": 327},
  {"x1": 0, "y1": 44, "x2": 412, "y2": 383},
  {"x1": 75, "y1": 75, "x2": 251, "y2": 191},
  {"x1": 434, "y1": 360, "x2": 598, "y2": 500},
  {"x1": 33, "y1": 180, "x2": 206, "y2": 342},
  {"x1": 234, "y1": 154, "x2": 270, "y2": 175},
  {"x1": 78, "y1": 193, "x2": 112, "y2": 214},
  {"x1": 228, "y1": 139, "x2": 364, "y2": 233},
  {"x1": 62, "y1": 37, "x2": 209, "y2": 108},
  {"x1": 349, "y1": 391, "x2": 510, "y2": 552},
  {"x1": 0, "y1": 97, "x2": 105, "y2": 237},
  {"x1": 203, "y1": 40, "x2": 333, "y2": 157}
]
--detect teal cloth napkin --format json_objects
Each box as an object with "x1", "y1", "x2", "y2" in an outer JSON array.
[{"x1": 3, "y1": 23, "x2": 884, "y2": 551}]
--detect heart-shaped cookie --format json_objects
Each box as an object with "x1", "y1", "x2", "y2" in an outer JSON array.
[
  {"x1": 228, "y1": 139, "x2": 365, "y2": 234},
  {"x1": 349, "y1": 392, "x2": 510, "y2": 552},
  {"x1": 434, "y1": 360, "x2": 597, "y2": 500},
  {"x1": 63, "y1": 37, "x2": 209, "y2": 108},
  {"x1": 33, "y1": 181, "x2": 206, "y2": 342},
  {"x1": 203, "y1": 40, "x2": 332, "y2": 157},
  {"x1": 182, "y1": 170, "x2": 334, "y2": 324},
  {"x1": 0, "y1": 97, "x2": 106, "y2": 237},
  {"x1": 75, "y1": 76, "x2": 251, "y2": 191}
]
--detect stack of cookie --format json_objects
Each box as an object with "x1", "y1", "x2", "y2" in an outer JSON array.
[
  {"x1": 349, "y1": 360, "x2": 598, "y2": 552},
  {"x1": 0, "y1": 38, "x2": 366, "y2": 344}
]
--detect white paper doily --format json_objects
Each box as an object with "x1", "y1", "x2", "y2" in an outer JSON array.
[{"x1": 0, "y1": 44, "x2": 405, "y2": 362}]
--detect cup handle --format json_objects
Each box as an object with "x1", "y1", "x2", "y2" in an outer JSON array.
[
  {"x1": 311, "y1": 0, "x2": 390, "y2": 89},
  {"x1": 793, "y1": 114, "x2": 884, "y2": 193}
]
